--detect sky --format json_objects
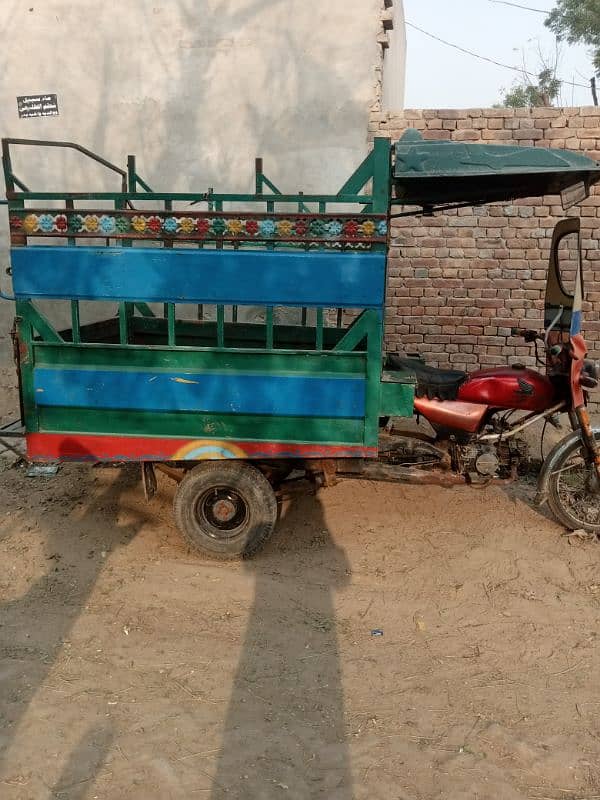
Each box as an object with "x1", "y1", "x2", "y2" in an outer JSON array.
[{"x1": 403, "y1": 0, "x2": 596, "y2": 109}]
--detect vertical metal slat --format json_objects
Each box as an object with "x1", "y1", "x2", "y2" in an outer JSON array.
[
  {"x1": 217, "y1": 305, "x2": 225, "y2": 347},
  {"x1": 164, "y1": 199, "x2": 173, "y2": 249},
  {"x1": 70, "y1": 300, "x2": 80, "y2": 344},
  {"x1": 118, "y1": 303, "x2": 128, "y2": 345},
  {"x1": 216, "y1": 200, "x2": 224, "y2": 251},
  {"x1": 66, "y1": 199, "x2": 75, "y2": 247},
  {"x1": 167, "y1": 303, "x2": 176, "y2": 346},
  {"x1": 266, "y1": 199, "x2": 275, "y2": 251},
  {"x1": 316, "y1": 308, "x2": 324, "y2": 351},
  {"x1": 266, "y1": 306, "x2": 274, "y2": 350}
]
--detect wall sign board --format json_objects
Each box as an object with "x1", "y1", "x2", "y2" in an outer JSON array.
[{"x1": 17, "y1": 94, "x2": 59, "y2": 118}]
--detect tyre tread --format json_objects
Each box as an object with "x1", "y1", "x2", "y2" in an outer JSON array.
[{"x1": 173, "y1": 461, "x2": 278, "y2": 559}]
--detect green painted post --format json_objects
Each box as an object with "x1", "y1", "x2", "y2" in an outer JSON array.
[
  {"x1": 255, "y1": 158, "x2": 263, "y2": 195},
  {"x1": 115, "y1": 198, "x2": 132, "y2": 248},
  {"x1": 371, "y1": 137, "x2": 392, "y2": 214},
  {"x1": 364, "y1": 311, "x2": 385, "y2": 448},
  {"x1": 13, "y1": 304, "x2": 38, "y2": 432},
  {"x1": 70, "y1": 300, "x2": 81, "y2": 344},
  {"x1": 18, "y1": 300, "x2": 63, "y2": 343},
  {"x1": 133, "y1": 303, "x2": 155, "y2": 318},
  {"x1": 167, "y1": 303, "x2": 176, "y2": 346},
  {"x1": 127, "y1": 155, "x2": 137, "y2": 192},
  {"x1": 315, "y1": 308, "x2": 324, "y2": 351},
  {"x1": 65, "y1": 199, "x2": 75, "y2": 246},
  {"x1": 336, "y1": 150, "x2": 374, "y2": 196},
  {"x1": 118, "y1": 303, "x2": 128, "y2": 345},
  {"x1": 164, "y1": 199, "x2": 173, "y2": 250},
  {"x1": 217, "y1": 305, "x2": 225, "y2": 348},
  {"x1": 266, "y1": 307, "x2": 274, "y2": 350}
]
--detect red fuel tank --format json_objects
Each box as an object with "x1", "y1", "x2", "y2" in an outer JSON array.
[{"x1": 457, "y1": 366, "x2": 556, "y2": 412}]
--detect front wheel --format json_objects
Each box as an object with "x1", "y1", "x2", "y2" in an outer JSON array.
[
  {"x1": 173, "y1": 461, "x2": 278, "y2": 559},
  {"x1": 547, "y1": 434, "x2": 600, "y2": 534}
]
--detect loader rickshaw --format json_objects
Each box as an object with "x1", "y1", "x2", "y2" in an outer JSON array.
[{"x1": 1, "y1": 131, "x2": 600, "y2": 557}]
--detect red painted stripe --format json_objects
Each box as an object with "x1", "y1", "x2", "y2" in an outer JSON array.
[{"x1": 26, "y1": 433, "x2": 377, "y2": 462}]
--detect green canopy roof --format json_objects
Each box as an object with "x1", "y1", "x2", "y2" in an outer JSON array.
[{"x1": 392, "y1": 129, "x2": 600, "y2": 208}]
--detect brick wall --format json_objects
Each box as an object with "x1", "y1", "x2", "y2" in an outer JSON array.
[{"x1": 371, "y1": 107, "x2": 600, "y2": 383}]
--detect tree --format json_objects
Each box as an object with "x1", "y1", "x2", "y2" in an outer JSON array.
[
  {"x1": 501, "y1": 67, "x2": 562, "y2": 107},
  {"x1": 546, "y1": 0, "x2": 600, "y2": 74}
]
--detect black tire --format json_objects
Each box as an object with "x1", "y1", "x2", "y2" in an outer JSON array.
[
  {"x1": 173, "y1": 461, "x2": 278, "y2": 559},
  {"x1": 547, "y1": 433, "x2": 600, "y2": 534}
]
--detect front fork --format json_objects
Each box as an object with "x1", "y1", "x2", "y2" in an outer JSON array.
[{"x1": 573, "y1": 404, "x2": 600, "y2": 491}]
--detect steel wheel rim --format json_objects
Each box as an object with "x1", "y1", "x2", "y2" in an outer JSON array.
[
  {"x1": 195, "y1": 485, "x2": 249, "y2": 540},
  {"x1": 556, "y1": 454, "x2": 600, "y2": 527}
]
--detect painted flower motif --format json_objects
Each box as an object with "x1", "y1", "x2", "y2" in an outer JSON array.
[
  {"x1": 326, "y1": 219, "x2": 343, "y2": 238},
  {"x1": 377, "y1": 219, "x2": 388, "y2": 237},
  {"x1": 69, "y1": 215, "x2": 84, "y2": 233},
  {"x1": 22, "y1": 214, "x2": 39, "y2": 234},
  {"x1": 115, "y1": 216, "x2": 130, "y2": 233},
  {"x1": 163, "y1": 217, "x2": 178, "y2": 234},
  {"x1": 196, "y1": 218, "x2": 210, "y2": 237},
  {"x1": 179, "y1": 217, "x2": 195, "y2": 234},
  {"x1": 83, "y1": 215, "x2": 99, "y2": 233},
  {"x1": 245, "y1": 219, "x2": 259, "y2": 236},
  {"x1": 38, "y1": 214, "x2": 55, "y2": 233},
  {"x1": 226, "y1": 219, "x2": 244, "y2": 236},
  {"x1": 9, "y1": 216, "x2": 22, "y2": 230},
  {"x1": 132, "y1": 215, "x2": 147, "y2": 233},
  {"x1": 55, "y1": 214, "x2": 68, "y2": 232},
  {"x1": 276, "y1": 219, "x2": 293, "y2": 237},
  {"x1": 99, "y1": 215, "x2": 116, "y2": 235},
  {"x1": 210, "y1": 218, "x2": 227, "y2": 236},
  {"x1": 147, "y1": 216, "x2": 162, "y2": 234},
  {"x1": 294, "y1": 220, "x2": 308, "y2": 236},
  {"x1": 360, "y1": 220, "x2": 376, "y2": 237},
  {"x1": 259, "y1": 219, "x2": 276, "y2": 238},
  {"x1": 309, "y1": 219, "x2": 326, "y2": 238},
  {"x1": 343, "y1": 220, "x2": 360, "y2": 238}
]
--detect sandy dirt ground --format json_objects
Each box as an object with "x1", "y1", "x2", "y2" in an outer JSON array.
[{"x1": 1, "y1": 368, "x2": 600, "y2": 800}]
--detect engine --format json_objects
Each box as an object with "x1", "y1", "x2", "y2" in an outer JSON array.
[
  {"x1": 379, "y1": 430, "x2": 530, "y2": 483},
  {"x1": 455, "y1": 436, "x2": 529, "y2": 480}
]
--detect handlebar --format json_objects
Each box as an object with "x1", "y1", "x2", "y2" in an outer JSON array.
[{"x1": 510, "y1": 327, "x2": 542, "y2": 343}]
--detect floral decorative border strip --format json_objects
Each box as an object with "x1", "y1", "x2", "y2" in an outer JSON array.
[{"x1": 10, "y1": 211, "x2": 388, "y2": 242}]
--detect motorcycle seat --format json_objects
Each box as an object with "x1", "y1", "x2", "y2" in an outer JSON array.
[{"x1": 386, "y1": 354, "x2": 467, "y2": 401}]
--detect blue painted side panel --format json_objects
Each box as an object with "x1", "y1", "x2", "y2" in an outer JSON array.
[
  {"x1": 12, "y1": 246, "x2": 386, "y2": 308},
  {"x1": 33, "y1": 368, "x2": 367, "y2": 418}
]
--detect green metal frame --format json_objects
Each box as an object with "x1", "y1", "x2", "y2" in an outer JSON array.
[{"x1": 4, "y1": 137, "x2": 412, "y2": 453}]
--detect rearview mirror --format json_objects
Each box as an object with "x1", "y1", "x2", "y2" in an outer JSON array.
[{"x1": 561, "y1": 181, "x2": 588, "y2": 210}]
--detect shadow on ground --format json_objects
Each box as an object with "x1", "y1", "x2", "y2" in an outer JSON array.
[
  {"x1": 209, "y1": 490, "x2": 354, "y2": 799},
  {"x1": 0, "y1": 458, "x2": 146, "y2": 795}
]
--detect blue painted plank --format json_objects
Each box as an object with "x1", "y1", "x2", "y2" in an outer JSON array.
[
  {"x1": 11, "y1": 246, "x2": 386, "y2": 308},
  {"x1": 33, "y1": 368, "x2": 367, "y2": 419}
]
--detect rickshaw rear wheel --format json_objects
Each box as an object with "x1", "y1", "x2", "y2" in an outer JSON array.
[{"x1": 173, "y1": 461, "x2": 278, "y2": 559}]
